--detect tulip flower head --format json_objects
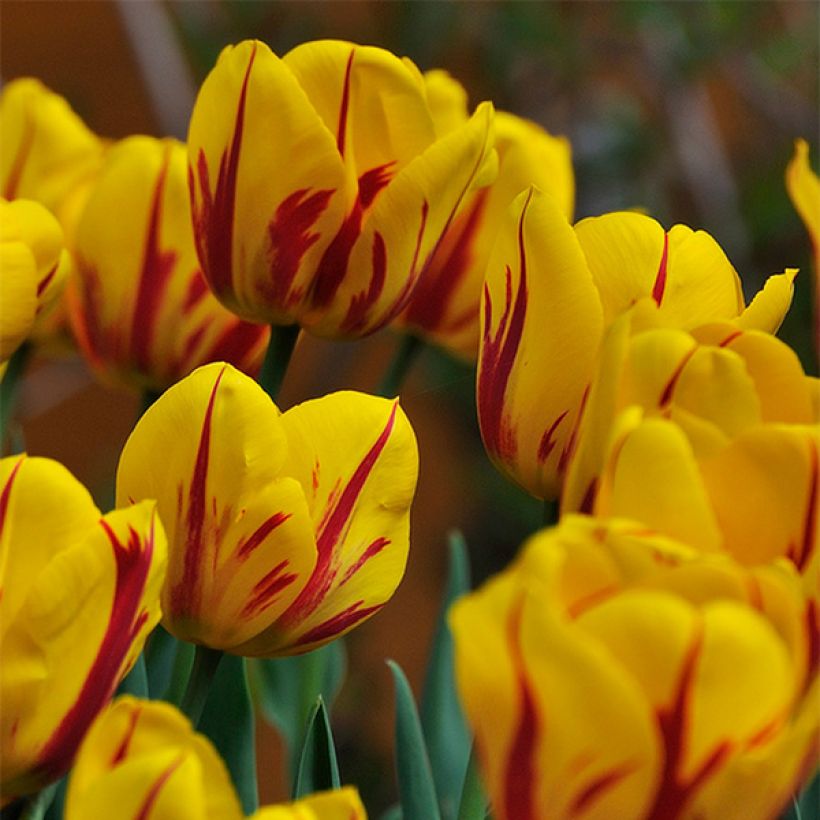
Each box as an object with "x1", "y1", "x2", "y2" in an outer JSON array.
[
  {"x1": 451, "y1": 515, "x2": 819, "y2": 820},
  {"x1": 397, "y1": 70, "x2": 574, "y2": 359},
  {"x1": 117, "y1": 362, "x2": 418, "y2": 656},
  {"x1": 0, "y1": 455, "x2": 166, "y2": 802},
  {"x1": 188, "y1": 39, "x2": 495, "y2": 338},
  {"x1": 71, "y1": 136, "x2": 268, "y2": 392},
  {"x1": 477, "y1": 187, "x2": 798, "y2": 500}
]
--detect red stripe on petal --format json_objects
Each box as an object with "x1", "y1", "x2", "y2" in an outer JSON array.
[
  {"x1": 295, "y1": 600, "x2": 381, "y2": 646},
  {"x1": 336, "y1": 50, "x2": 355, "y2": 157},
  {"x1": 110, "y1": 705, "x2": 142, "y2": 766},
  {"x1": 0, "y1": 456, "x2": 25, "y2": 541},
  {"x1": 652, "y1": 232, "x2": 670, "y2": 306},
  {"x1": 718, "y1": 330, "x2": 743, "y2": 348},
  {"x1": 191, "y1": 42, "x2": 257, "y2": 298},
  {"x1": 339, "y1": 536, "x2": 390, "y2": 586},
  {"x1": 182, "y1": 270, "x2": 209, "y2": 314},
  {"x1": 35, "y1": 517, "x2": 156, "y2": 783},
  {"x1": 236, "y1": 511, "x2": 291, "y2": 560},
  {"x1": 131, "y1": 145, "x2": 179, "y2": 372},
  {"x1": 200, "y1": 319, "x2": 267, "y2": 372},
  {"x1": 571, "y1": 763, "x2": 637, "y2": 815},
  {"x1": 791, "y1": 442, "x2": 818, "y2": 572},
  {"x1": 477, "y1": 190, "x2": 533, "y2": 461},
  {"x1": 240, "y1": 559, "x2": 298, "y2": 620},
  {"x1": 134, "y1": 754, "x2": 184, "y2": 820},
  {"x1": 35, "y1": 262, "x2": 59, "y2": 301},
  {"x1": 537, "y1": 410, "x2": 569, "y2": 463},
  {"x1": 659, "y1": 348, "x2": 696, "y2": 408},
  {"x1": 170, "y1": 366, "x2": 226, "y2": 619}
]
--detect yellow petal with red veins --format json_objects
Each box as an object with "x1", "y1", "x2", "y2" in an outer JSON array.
[
  {"x1": 237, "y1": 391, "x2": 418, "y2": 655},
  {"x1": 188, "y1": 40, "x2": 349, "y2": 324},
  {"x1": 117, "y1": 363, "x2": 316, "y2": 651},
  {"x1": 735, "y1": 269, "x2": 797, "y2": 333},
  {"x1": 250, "y1": 787, "x2": 367, "y2": 819},
  {"x1": 65, "y1": 696, "x2": 243, "y2": 820},
  {"x1": 478, "y1": 187, "x2": 604, "y2": 499}
]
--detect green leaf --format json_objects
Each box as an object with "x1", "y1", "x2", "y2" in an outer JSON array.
[
  {"x1": 421, "y1": 531, "x2": 472, "y2": 820},
  {"x1": 252, "y1": 640, "x2": 346, "y2": 776},
  {"x1": 457, "y1": 746, "x2": 489, "y2": 820},
  {"x1": 198, "y1": 655, "x2": 258, "y2": 814},
  {"x1": 116, "y1": 652, "x2": 148, "y2": 698},
  {"x1": 389, "y1": 660, "x2": 441, "y2": 820},
  {"x1": 781, "y1": 767, "x2": 820, "y2": 820},
  {"x1": 292, "y1": 697, "x2": 340, "y2": 798},
  {"x1": 144, "y1": 625, "x2": 181, "y2": 699}
]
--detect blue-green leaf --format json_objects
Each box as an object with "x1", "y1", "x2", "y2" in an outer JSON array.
[
  {"x1": 780, "y1": 768, "x2": 820, "y2": 820},
  {"x1": 292, "y1": 697, "x2": 340, "y2": 799},
  {"x1": 198, "y1": 655, "x2": 258, "y2": 814},
  {"x1": 389, "y1": 660, "x2": 441, "y2": 820},
  {"x1": 116, "y1": 652, "x2": 148, "y2": 698},
  {"x1": 143, "y1": 625, "x2": 181, "y2": 699},
  {"x1": 421, "y1": 531, "x2": 472, "y2": 820}
]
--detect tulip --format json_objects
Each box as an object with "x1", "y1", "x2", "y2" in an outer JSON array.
[
  {"x1": 562, "y1": 312, "x2": 819, "y2": 581},
  {"x1": 187, "y1": 39, "x2": 495, "y2": 338},
  {"x1": 70, "y1": 136, "x2": 268, "y2": 392},
  {"x1": 117, "y1": 362, "x2": 418, "y2": 655},
  {"x1": 477, "y1": 187, "x2": 798, "y2": 499},
  {"x1": 0, "y1": 455, "x2": 166, "y2": 801},
  {"x1": 65, "y1": 696, "x2": 366, "y2": 819},
  {"x1": 451, "y1": 514, "x2": 819, "y2": 820},
  {"x1": 396, "y1": 70, "x2": 574, "y2": 358},
  {"x1": 785, "y1": 138, "x2": 819, "y2": 356}
]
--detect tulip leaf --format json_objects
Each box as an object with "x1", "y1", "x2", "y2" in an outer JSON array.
[
  {"x1": 198, "y1": 655, "x2": 258, "y2": 814},
  {"x1": 421, "y1": 531, "x2": 472, "y2": 820},
  {"x1": 116, "y1": 652, "x2": 148, "y2": 698},
  {"x1": 292, "y1": 696, "x2": 340, "y2": 799},
  {"x1": 143, "y1": 625, "x2": 181, "y2": 699},
  {"x1": 457, "y1": 746, "x2": 490, "y2": 820},
  {"x1": 781, "y1": 768, "x2": 819, "y2": 820},
  {"x1": 253, "y1": 640, "x2": 346, "y2": 776},
  {"x1": 389, "y1": 660, "x2": 442, "y2": 820}
]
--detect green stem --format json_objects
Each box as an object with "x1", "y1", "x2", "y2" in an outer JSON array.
[
  {"x1": 378, "y1": 334, "x2": 424, "y2": 398},
  {"x1": 19, "y1": 781, "x2": 59, "y2": 820},
  {"x1": 117, "y1": 653, "x2": 149, "y2": 698},
  {"x1": 0, "y1": 342, "x2": 32, "y2": 454},
  {"x1": 179, "y1": 646, "x2": 224, "y2": 727},
  {"x1": 457, "y1": 745, "x2": 487, "y2": 820},
  {"x1": 258, "y1": 324, "x2": 300, "y2": 401},
  {"x1": 542, "y1": 497, "x2": 559, "y2": 528},
  {"x1": 166, "y1": 639, "x2": 196, "y2": 706}
]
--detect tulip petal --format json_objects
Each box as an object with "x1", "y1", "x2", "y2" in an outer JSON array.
[
  {"x1": 0, "y1": 242, "x2": 38, "y2": 362},
  {"x1": 735, "y1": 269, "x2": 797, "y2": 334},
  {"x1": 478, "y1": 187, "x2": 604, "y2": 499},
  {"x1": 786, "y1": 139, "x2": 820, "y2": 253},
  {"x1": 249, "y1": 786, "x2": 366, "y2": 819}
]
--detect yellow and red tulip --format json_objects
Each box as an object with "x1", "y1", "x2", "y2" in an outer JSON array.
[
  {"x1": 0, "y1": 455, "x2": 166, "y2": 802},
  {"x1": 451, "y1": 515, "x2": 819, "y2": 820},
  {"x1": 0, "y1": 198, "x2": 69, "y2": 367},
  {"x1": 397, "y1": 70, "x2": 573, "y2": 358},
  {"x1": 477, "y1": 187, "x2": 798, "y2": 499},
  {"x1": 116, "y1": 362, "x2": 418, "y2": 656},
  {"x1": 187, "y1": 39, "x2": 495, "y2": 338},
  {"x1": 562, "y1": 313, "x2": 819, "y2": 581},
  {"x1": 70, "y1": 136, "x2": 268, "y2": 392},
  {"x1": 65, "y1": 695, "x2": 366, "y2": 819}
]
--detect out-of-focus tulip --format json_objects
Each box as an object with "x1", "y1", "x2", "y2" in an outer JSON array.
[
  {"x1": 187, "y1": 39, "x2": 495, "y2": 338},
  {"x1": 70, "y1": 136, "x2": 268, "y2": 392},
  {"x1": 451, "y1": 515, "x2": 819, "y2": 820},
  {"x1": 477, "y1": 187, "x2": 797, "y2": 499},
  {"x1": 786, "y1": 138, "x2": 819, "y2": 356},
  {"x1": 117, "y1": 362, "x2": 418, "y2": 655},
  {"x1": 66, "y1": 696, "x2": 367, "y2": 820},
  {"x1": 0, "y1": 198, "x2": 69, "y2": 366},
  {"x1": 396, "y1": 70, "x2": 573, "y2": 358},
  {"x1": 0, "y1": 455, "x2": 166, "y2": 802},
  {"x1": 562, "y1": 312, "x2": 819, "y2": 581}
]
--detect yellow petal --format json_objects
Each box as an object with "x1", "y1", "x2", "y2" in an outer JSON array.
[
  {"x1": 0, "y1": 241, "x2": 38, "y2": 362},
  {"x1": 73, "y1": 135, "x2": 267, "y2": 392},
  {"x1": 423, "y1": 69, "x2": 470, "y2": 137},
  {"x1": 478, "y1": 187, "x2": 604, "y2": 499},
  {"x1": 117, "y1": 363, "x2": 316, "y2": 651},
  {"x1": 250, "y1": 787, "x2": 367, "y2": 819},
  {"x1": 735, "y1": 269, "x2": 797, "y2": 334},
  {"x1": 786, "y1": 139, "x2": 820, "y2": 253},
  {"x1": 188, "y1": 40, "x2": 349, "y2": 325},
  {"x1": 237, "y1": 391, "x2": 418, "y2": 655}
]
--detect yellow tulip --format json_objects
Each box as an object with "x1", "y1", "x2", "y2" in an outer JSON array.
[
  {"x1": 396, "y1": 70, "x2": 573, "y2": 358},
  {"x1": 70, "y1": 136, "x2": 268, "y2": 392},
  {"x1": 785, "y1": 138, "x2": 819, "y2": 356},
  {"x1": 65, "y1": 696, "x2": 367, "y2": 820},
  {"x1": 0, "y1": 455, "x2": 166, "y2": 802},
  {"x1": 0, "y1": 198, "x2": 69, "y2": 365},
  {"x1": 477, "y1": 187, "x2": 797, "y2": 499},
  {"x1": 187, "y1": 39, "x2": 495, "y2": 338},
  {"x1": 117, "y1": 362, "x2": 418, "y2": 655},
  {"x1": 562, "y1": 312, "x2": 819, "y2": 581},
  {"x1": 451, "y1": 515, "x2": 818, "y2": 820}
]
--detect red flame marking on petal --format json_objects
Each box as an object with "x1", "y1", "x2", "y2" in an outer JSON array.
[
  {"x1": 477, "y1": 190, "x2": 533, "y2": 461},
  {"x1": 571, "y1": 763, "x2": 637, "y2": 815},
  {"x1": 3, "y1": 106, "x2": 35, "y2": 199},
  {"x1": 718, "y1": 330, "x2": 743, "y2": 348},
  {"x1": 110, "y1": 705, "x2": 142, "y2": 766},
  {"x1": 134, "y1": 754, "x2": 184, "y2": 820},
  {"x1": 537, "y1": 410, "x2": 570, "y2": 463},
  {"x1": 200, "y1": 319, "x2": 267, "y2": 373},
  {"x1": 182, "y1": 270, "x2": 209, "y2": 315},
  {"x1": 0, "y1": 456, "x2": 25, "y2": 542},
  {"x1": 131, "y1": 145, "x2": 179, "y2": 372},
  {"x1": 652, "y1": 232, "x2": 670, "y2": 306},
  {"x1": 578, "y1": 478, "x2": 599, "y2": 515},
  {"x1": 170, "y1": 366, "x2": 225, "y2": 620},
  {"x1": 35, "y1": 518, "x2": 155, "y2": 783},
  {"x1": 190, "y1": 42, "x2": 257, "y2": 298},
  {"x1": 336, "y1": 49, "x2": 355, "y2": 157},
  {"x1": 236, "y1": 511, "x2": 291, "y2": 561},
  {"x1": 791, "y1": 442, "x2": 818, "y2": 572},
  {"x1": 339, "y1": 536, "x2": 391, "y2": 587},
  {"x1": 279, "y1": 403, "x2": 398, "y2": 626},
  {"x1": 295, "y1": 600, "x2": 381, "y2": 647},
  {"x1": 805, "y1": 601, "x2": 819, "y2": 692},
  {"x1": 240, "y1": 559, "x2": 298, "y2": 620},
  {"x1": 659, "y1": 348, "x2": 697, "y2": 407},
  {"x1": 35, "y1": 262, "x2": 59, "y2": 302}
]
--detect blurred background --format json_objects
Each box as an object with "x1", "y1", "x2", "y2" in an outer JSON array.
[{"x1": 2, "y1": 0, "x2": 818, "y2": 811}]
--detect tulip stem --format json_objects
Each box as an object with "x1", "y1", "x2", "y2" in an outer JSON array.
[
  {"x1": 258, "y1": 324, "x2": 301, "y2": 401},
  {"x1": 19, "y1": 781, "x2": 59, "y2": 820},
  {"x1": 0, "y1": 342, "x2": 32, "y2": 455},
  {"x1": 180, "y1": 645, "x2": 224, "y2": 727},
  {"x1": 378, "y1": 334, "x2": 424, "y2": 398}
]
